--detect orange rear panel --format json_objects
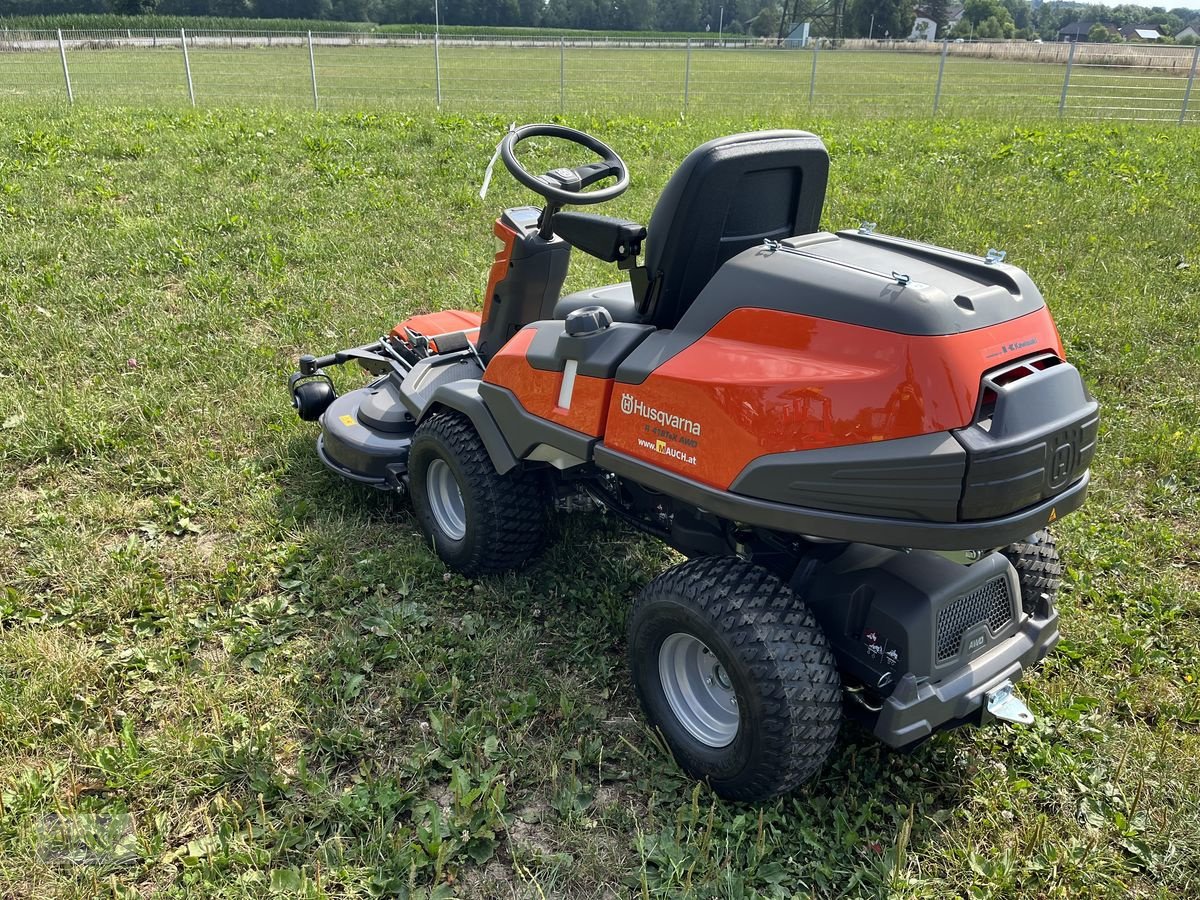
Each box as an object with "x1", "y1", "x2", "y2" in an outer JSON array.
[{"x1": 602, "y1": 307, "x2": 1065, "y2": 490}]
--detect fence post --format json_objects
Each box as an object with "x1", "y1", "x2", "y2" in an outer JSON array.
[
  {"x1": 1058, "y1": 41, "x2": 1076, "y2": 119},
  {"x1": 308, "y1": 31, "x2": 319, "y2": 110},
  {"x1": 933, "y1": 39, "x2": 948, "y2": 114},
  {"x1": 559, "y1": 38, "x2": 565, "y2": 114},
  {"x1": 1181, "y1": 46, "x2": 1199, "y2": 126},
  {"x1": 683, "y1": 37, "x2": 692, "y2": 115},
  {"x1": 180, "y1": 29, "x2": 195, "y2": 107},
  {"x1": 808, "y1": 42, "x2": 818, "y2": 103},
  {"x1": 434, "y1": 33, "x2": 442, "y2": 107},
  {"x1": 56, "y1": 29, "x2": 73, "y2": 105}
]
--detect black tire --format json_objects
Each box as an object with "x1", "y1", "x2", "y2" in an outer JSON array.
[
  {"x1": 627, "y1": 556, "x2": 842, "y2": 802},
  {"x1": 1001, "y1": 529, "x2": 1064, "y2": 615},
  {"x1": 408, "y1": 411, "x2": 547, "y2": 577}
]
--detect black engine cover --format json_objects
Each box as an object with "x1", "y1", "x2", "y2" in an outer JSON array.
[{"x1": 803, "y1": 548, "x2": 1021, "y2": 694}]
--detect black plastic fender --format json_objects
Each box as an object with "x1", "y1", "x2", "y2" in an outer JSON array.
[{"x1": 422, "y1": 380, "x2": 520, "y2": 475}]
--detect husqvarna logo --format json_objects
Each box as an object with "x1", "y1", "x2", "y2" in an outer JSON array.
[
  {"x1": 619, "y1": 393, "x2": 701, "y2": 436},
  {"x1": 1050, "y1": 442, "x2": 1074, "y2": 487}
]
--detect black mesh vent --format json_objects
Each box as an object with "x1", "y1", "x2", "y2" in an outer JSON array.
[{"x1": 935, "y1": 576, "x2": 1013, "y2": 663}]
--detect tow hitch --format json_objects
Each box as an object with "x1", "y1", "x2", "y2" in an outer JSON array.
[{"x1": 985, "y1": 680, "x2": 1034, "y2": 726}]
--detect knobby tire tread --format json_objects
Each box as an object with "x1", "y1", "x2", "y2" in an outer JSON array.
[{"x1": 630, "y1": 556, "x2": 841, "y2": 800}]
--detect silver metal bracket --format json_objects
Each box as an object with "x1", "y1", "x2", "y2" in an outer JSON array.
[{"x1": 985, "y1": 680, "x2": 1034, "y2": 725}]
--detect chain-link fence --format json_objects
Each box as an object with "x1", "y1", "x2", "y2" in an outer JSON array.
[{"x1": 1, "y1": 29, "x2": 1197, "y2": 124}]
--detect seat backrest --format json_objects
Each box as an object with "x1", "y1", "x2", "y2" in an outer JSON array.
[{"x1": 639, "y1": 131, "x2": 829, "y2": 329}]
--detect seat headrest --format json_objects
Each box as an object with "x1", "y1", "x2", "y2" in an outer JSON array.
[{"x1": 641, "y1": 131, "x2": 829, "y2": 329}]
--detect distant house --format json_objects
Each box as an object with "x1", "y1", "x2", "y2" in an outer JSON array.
[
  {"x1": 1176, "y1": 25, "x2": 1200, "y2": 41},
  {"x1": 1118, "y1": 25, "x2": 1163, "y2": 41},
  {"x1": 907, "y1": 4, "x2": 962, "y2": 40},
  {"x1": 1057, "y1": 22, "x2": 1117, "y2": 43},
  {"x1": 909, "y1": 16, "x2": 937, "y2": 41}
]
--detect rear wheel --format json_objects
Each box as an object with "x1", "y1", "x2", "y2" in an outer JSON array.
[
  {"x1": 409, "y1": 411, "x2": 547, "y2": 577},
  {"x1": 627, "y1": 556, "x2": 842, "y2": 801},
  {"x1": 1002, "y1": 529, "x2": 1063, "y2": 614}
]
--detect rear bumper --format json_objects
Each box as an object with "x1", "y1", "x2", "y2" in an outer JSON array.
[
  {"x1": 593, "y1": 444, "x2": 1087, "y2": 550},
  {"x1": 872, "y1": 606, "x2": 1059, "y2": 748}
]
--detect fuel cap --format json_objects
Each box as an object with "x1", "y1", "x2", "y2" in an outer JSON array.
[{"x1": 564, "y1": 305, "x2": 613, "y2": 336}]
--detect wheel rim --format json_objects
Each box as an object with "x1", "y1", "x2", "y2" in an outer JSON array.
[
  {"x1": 425, "y1": 459, "x2": 467, "y2": 541},
  {"x1": 658, "y1": 633, "x2": 740, "y2": 748}
]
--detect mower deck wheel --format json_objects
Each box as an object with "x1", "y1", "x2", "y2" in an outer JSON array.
[
  {"x1": 628, "y1": 556, "x2": 842, "y2": 802},
  {"x1": 1002, "y1": 529, "x2": 1064, "y2": 614},
  {"x1": 409, "y1": 411, "x2": 548, "y2": 577},
  {"x1": 292, "y1": 379, "x2": 335, "y2": 422}
]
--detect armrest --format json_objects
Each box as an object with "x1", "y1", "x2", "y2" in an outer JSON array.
[{"x1": 551, "y1": 211, "x2": 646, "y2": 264}]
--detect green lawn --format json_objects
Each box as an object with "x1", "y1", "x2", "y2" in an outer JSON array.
[
  {"x1": 0, "y1": 107, "x2": 1199, "y2": 898},
  {"x1": 2, "y1": 43, "x2": 1198, "y2": 123}
]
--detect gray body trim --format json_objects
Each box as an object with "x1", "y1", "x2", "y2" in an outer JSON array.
[
  {"x1": 424, "y1": 380, "x2": 520, "y2": 474},
  {"x1": 525, "y1": 319, "x2": 656, "y2": 379},
  {"x1": 955, "y1": 362, "x2": 1099, "y2": 520},
  {"x1": 396, "y1": 352, "x2": 484, "y2": 418},
  {"x1": 873, "y1": 606, "x2": 1059, "y2": 748},
  {"x1": 478, "y1": 382, "x2": 597, "y2": 462},
  {"x1": 593, "y1": 444, "x2": 1088, "y2": 550},
  {"x1": 731, "y1": 433, "x2": 966, "y2": 522}
]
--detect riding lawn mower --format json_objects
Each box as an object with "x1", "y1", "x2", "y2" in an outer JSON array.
[{"x1": 288, "y1": 125, "x2": 1098, "y2": 801}]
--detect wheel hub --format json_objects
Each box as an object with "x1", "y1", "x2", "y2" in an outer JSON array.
[
  {"x1": 658, "y1": 633, "x2": 740, "y2": 748},
  {"x1": 425, "y1": 458, "x2": 467, "y2": 541}
]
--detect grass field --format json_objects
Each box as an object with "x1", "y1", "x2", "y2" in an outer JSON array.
[
  {"x1": 2, "y1": 42, "x2": 1198, "y2": 123},
  {"x1": 0, "y1": 107, "x2": 1199, "y2": 898}
]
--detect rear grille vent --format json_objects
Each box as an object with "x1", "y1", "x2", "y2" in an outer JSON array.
[{"x1": 935, "y1": 576, "x2": 1014, "y2": 663}]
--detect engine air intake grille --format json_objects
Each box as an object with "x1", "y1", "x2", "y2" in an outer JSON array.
[{"x1": 935, "y1": 576, "x2": 1013, "y2": 663}]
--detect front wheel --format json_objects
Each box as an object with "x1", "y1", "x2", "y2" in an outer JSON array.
[
  {"x1": 408, "y1": 411, "x2": 547, "y2": 577},
  {"x1": 627, "y1": 557, "x2": 842, "y2": 802}
]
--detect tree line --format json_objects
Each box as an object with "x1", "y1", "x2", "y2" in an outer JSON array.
[{"x1": 1, "y1": 0, "x2": 1196, "y2": 41}]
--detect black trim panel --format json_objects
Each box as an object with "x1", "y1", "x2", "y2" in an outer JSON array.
[
  {"x1": 525, "y1": 319, "x2": 656, "y2": 379},
  {"x1": 425, "y1": 380, "x2": 520, "y2": 475},
  {"x1": 731, "y1": 432, "x2": 966, "y2": 522},
  {"x1": 593, "y1": 444, "x2": 1089, "y2": 550},
  {"x1": 479, "y1": 382, "x2": 597, "y2": 462},
  {"x1": 872, "y1": 608, "x2": 1059, "y2": 748}
]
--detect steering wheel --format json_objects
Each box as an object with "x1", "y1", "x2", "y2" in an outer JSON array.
[{"x1": 500, "y1": 123, "x2": 629, "y2": 206}]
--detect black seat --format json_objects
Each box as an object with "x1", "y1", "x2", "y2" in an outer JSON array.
[
  {"x1": 554, "y1": 283, "x2": 639, "y2": 323},
  {"x1": 554, "y1": 130, "x2": 828, "y2": 329}
]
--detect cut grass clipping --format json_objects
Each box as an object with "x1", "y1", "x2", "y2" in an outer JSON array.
[{"x1": 1, "y1": 108, "x2": 1199, "y2": 898}]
